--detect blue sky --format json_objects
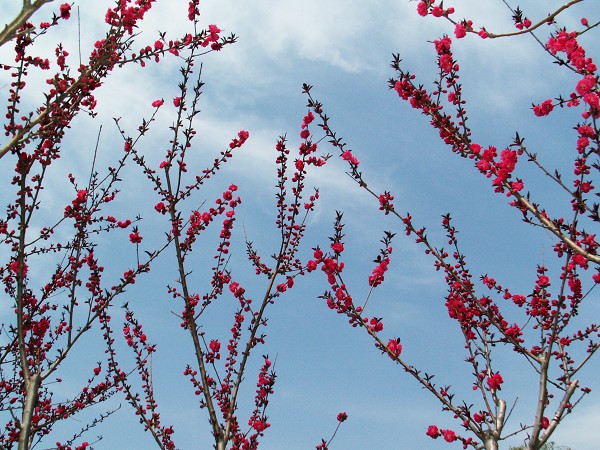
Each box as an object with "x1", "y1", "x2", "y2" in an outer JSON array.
[{"x1": 1, "y1": 0, "x2": 599, "y2": 449}]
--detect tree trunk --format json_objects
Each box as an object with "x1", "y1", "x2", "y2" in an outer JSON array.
[
  {"x1": 484, "y1": 429, "x2": 499, "y2": 450},
  {"x1": 18, "y1": 373, "x2": 41, "y2": 450}
]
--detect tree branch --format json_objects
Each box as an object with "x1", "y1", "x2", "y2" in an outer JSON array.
[{"x1": 0, "y1": 0, "x2": 55, "y2": 48}]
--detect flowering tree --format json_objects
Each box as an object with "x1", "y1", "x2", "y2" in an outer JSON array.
[
  {"x1": 0, "y1": 1, "x2": 344, "y2": 449},
  {"x1": 2, "y1": 0, "x2": 599, "y2": 450},
  {"x1": 303, "y1": 1, "x2": 599, "y2": 449}
]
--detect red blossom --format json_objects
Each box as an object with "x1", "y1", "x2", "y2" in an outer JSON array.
[
  {"x1": 341, "y1": 150, "x2": 359, "y2": 166},
  {"x1": 209, "y1": 339, "x2": 220, "y2": 353},
  {"x1": 9, "y1": 260, "x2": 28, "y2": 277},
  {"x1": 487, "y1": 373, "x2": 503, "y2": 390},
  {"x1": 439, "y1": 53, "x2": 453, "y2": 73},
  {"x1": 302, "y1": 111, "x2": 314, "y2": 128},
  {"x1": 331, "y1": 242, "x2": 344, "y2": 254},
  {"x1": 576, "y1": 75, "x2": 596, "y2": 96},
  {"x1": 580, "y1": 181, "x2": 593, "y2": 193},
  {"x1": 251, "y1": 420, "x2": 268, "y2": 433},
  {"x1": 533, "y1": 99, "x2": 554, "y2": 117},
  {"x1": 434, "y1": 36, "x2": 452, "y2": 55},
  {"x1": 188, "y1": 0, "x2": 200, "y2": 21},
  {"x1": 378, "y1": 191, "x2": 394, "y2": 214},
  {"x1": 155, "y1": 202, "x2": 167, "y2": 213},
  {"x1": 129, "y1": 231, "x2": 143, "y2": 243},
  {"x1": 443, "y1": 429, "x2": 457, "y2": 442},
  {"x1": 426, "y1": 425, "x2": 439, "y2": 438},
  {"x1": 387, "y1": 338, "x2": 402, "y2": 358},
  {"x1": 546, "y1": 30, "x2": 595, "y2": 73},
  {"x1": 511, "y1": 180, "x2": 524, "y2": 192},
  {"x1": 431, "y1": 6, "x2": 443, "y2": 17},
  {"x1": 60, "y1": 3, "x2": 71, "y2": 19},
  {"x1": 229, "y1": 130, "x2": 249, "y2": 148},
  {"x1": 123, "y1": 270, "x2": 136, "y2": 284},
  {"x1": 368, "y1": 317, "x2": 383, "y2": 332},
  {"x1": 454, "y1": 23, "x2": 466, "y2": 39},
  {"x1": 369, "y1": 257, "x2": 390, "y2": 286}
]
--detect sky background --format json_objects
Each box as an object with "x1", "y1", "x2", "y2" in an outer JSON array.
[{"x1": 1, "y1": 0, "x2": 599, "y2": 449}]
